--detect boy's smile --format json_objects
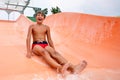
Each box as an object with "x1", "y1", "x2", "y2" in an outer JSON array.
[{"x1": 36, "y1": 14, "x2": 44, "y2": 23}]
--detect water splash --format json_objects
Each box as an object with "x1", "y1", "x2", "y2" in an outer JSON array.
[{"x1": 32, "y1": 68, "x2": 120, "y2": 80}]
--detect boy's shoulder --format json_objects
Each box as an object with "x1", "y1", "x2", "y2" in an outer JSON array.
[
  {"x1": 30, "y1": 24, "x2": 36, "y2": 27},
  {"x1": 43, "y1": 24, "x2": 50, "y2": 29},
  {"x1": 29, "y1": 24, "x2": 36, "y2": 28},
  {"x1": 43, "y1": 24, "x2": 48, "y2": 27}
]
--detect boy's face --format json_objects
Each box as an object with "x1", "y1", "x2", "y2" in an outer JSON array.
[{"x1": 36, "y1": 13, "x2": 45, "y2": 23}]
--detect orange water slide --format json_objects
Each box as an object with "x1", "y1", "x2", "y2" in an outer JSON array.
[{"x1": 0, "y1": 12, "x2": 120, "y2": 80}]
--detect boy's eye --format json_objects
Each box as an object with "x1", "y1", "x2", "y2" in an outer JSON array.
[{"x1": 37, "y1": 14, "x2": 43, "y2": 17}]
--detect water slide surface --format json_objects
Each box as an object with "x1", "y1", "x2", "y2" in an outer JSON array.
[{"x1": 0, "y1": 12, "x2": 120, "y2": 80}]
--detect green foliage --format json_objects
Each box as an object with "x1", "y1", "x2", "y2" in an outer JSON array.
[
  {"x1": 33, "y1": 8, "x2": 41, "y2": 13},
  {"x1": 27, "y1": 16, "x2": 36, "y2": 22},
  {"x1": 32, "y1": 6, "x2": 62, "y2": 17},
  {"x1": 33, "y1": 8, "x2": 48, "y2": 17},
  {"x1": 42, "y1": 8, "x2": 48, "y2": 15},
  {"x1": 51, "y1": 6, "x2": 61, "y2": 14}
]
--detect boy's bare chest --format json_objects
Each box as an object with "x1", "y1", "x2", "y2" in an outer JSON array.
[{"x1": 32, "y1": 27, "x2": 47, "y2": 34}]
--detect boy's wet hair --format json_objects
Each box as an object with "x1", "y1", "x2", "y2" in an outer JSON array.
[{"x1": 34, "y1": 11, "x2": 46, "y2": 18}]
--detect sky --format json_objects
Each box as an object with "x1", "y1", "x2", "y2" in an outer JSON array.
[
  {"x1": 0, "y1": 0, "x2": 120, "y2": 20},
  {"x1": 25, "y1": 0, "x2": 120, "y2": 16}
]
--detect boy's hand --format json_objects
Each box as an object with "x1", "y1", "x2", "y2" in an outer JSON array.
[
  {"x1": 26, "y1": 50, "x2": 33, "y2": 58},
  {"x1": 26, "y1": 53, "x2": 32, "y2": 58}
]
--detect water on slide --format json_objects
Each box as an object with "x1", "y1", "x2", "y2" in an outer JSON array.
[{"x1": 0, "y1": 12, "x2": 120, "y2": 80}]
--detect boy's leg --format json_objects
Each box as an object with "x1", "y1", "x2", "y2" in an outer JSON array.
[
  {"x1": 45, "y1": 46, "x2": 68, "y2": 65},
  {"x1": 45, "y1": 46, "x2": 87, "y2": 73},
  {"x1": 32, "y1": 45, "x2": 69, "y2": 74},
  {"x1": 32, "y1": 45, "x2": 61, "y2": 68},
  {"x1": 45, "y1": 46, "x2": 75, "y2": 72},
  {"x1": 55, "y1": 51, "x2": 75, "y2": 72}
]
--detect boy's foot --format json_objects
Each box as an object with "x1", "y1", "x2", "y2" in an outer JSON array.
[
  {"x1": 61, "y1": 63, "x2": 70, "y2": 77},
  {"x1": 73, "y1": 60, "x2": 87, "y2": 74}
]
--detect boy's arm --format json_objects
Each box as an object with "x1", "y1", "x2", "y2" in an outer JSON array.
[
  {"x1": 46, "y1": 26, "x2": 55, "y2": 49},
  {"x1": 26, "y1": 25, "x2": 33, "y2": 58}
]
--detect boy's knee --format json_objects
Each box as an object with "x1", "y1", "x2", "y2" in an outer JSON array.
[
  {"x1": 42, "y1": 50, "x2": 49, "y2": 56},
  {"x1": 51, "y1": 52, "x2": 58, "y2": 58}
]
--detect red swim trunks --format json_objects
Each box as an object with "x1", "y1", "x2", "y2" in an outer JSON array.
[{"x1": 32, "y1": 41, "x2": 48, "y2": 49}]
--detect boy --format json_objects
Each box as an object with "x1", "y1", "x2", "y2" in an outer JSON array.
[{"x1": 26, "y1": 11, "x2": 87, "y2": 76}]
